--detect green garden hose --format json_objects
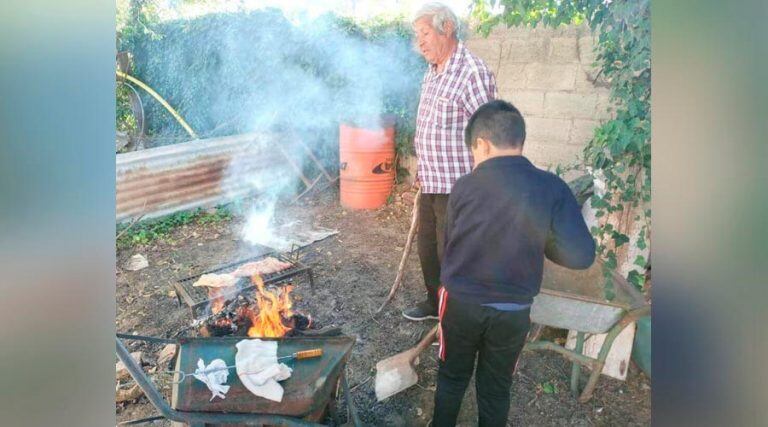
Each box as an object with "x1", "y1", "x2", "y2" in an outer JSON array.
[{"x1": 116, "y1": 70, "x2": 198, "y2": 139}]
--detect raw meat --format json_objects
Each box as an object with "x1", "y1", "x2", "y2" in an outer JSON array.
[
  {"x1": 192, "y1": 273, "x2": 238, "y2": 288},
  {"x1": 231, "y1": 257, "x2": 292, "y2": 278}
]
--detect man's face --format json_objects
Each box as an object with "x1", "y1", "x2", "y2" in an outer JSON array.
[{"x1": 413, "y1": 16, "x2": 453, "y2": 65}]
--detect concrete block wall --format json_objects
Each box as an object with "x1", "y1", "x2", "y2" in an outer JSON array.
[{"x1": 465, "y1": 24, "x2": 612, "y2": 170}]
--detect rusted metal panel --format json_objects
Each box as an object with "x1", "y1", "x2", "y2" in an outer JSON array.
[{"x1": 116, "y1": 133, "x2": 282, "y2": 222}]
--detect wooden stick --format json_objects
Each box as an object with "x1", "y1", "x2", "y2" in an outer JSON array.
[
  {"x1": 350, "y1": 375, "x2": 372, "y2": 392},
  {"x1": 116, "y1": 201, "x2": 148, "y2": 241},
  {"x1": 116, "y1": 213, "x2": 145, "y2": 241},
  {"x1": 291, "y1": 173, "x2": 323, "y2": 204},
  {"x1": 115, "y1": 383, "x2": 143, "y2": 403},
  {"x1": 296, "y1": 138, "x2": 334, "y2": 182},
  {"x1": 277, "y1": 145, "x2": 312, "y2": 188},
  {"x1": 376, "y1": 189, "x2": 421, "y2": 314}
]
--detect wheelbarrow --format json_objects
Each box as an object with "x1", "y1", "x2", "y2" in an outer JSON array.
[
  {"x1": 116, "y1": 333, "x2": 360, "y2": 426},
  {"x1": 524, "y1": 259, "x2": 650, "y2": 403}
]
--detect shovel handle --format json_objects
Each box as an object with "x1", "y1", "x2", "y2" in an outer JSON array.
[
  {"x1": 414, "y1": 325, "x2": 440, "y2": 355},
  {"x1": 295, "y1": 348, "x2": 323, "y2": 359}
]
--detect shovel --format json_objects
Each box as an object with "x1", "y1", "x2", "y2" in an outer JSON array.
[{"x1": 375, "y1": 324, "x2": 439, "y2": 401}]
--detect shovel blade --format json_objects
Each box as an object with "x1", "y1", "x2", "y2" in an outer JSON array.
[{"x1": 374, "y1": 351, "x2": 418, "y2": 401}]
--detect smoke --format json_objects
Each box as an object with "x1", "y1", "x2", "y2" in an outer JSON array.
[
  {"x1": 224, "y1": 133, "x2": 299, "y2": 248},
  {"x1": 155, "y1": 8, "x2": 427, "y2": 248}
]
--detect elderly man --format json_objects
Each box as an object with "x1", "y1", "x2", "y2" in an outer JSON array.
[{"x1": 403, "y1": 2, "x2": 498, "y2": 321}]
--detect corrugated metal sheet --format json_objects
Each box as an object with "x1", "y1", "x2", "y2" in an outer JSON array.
[{"x1": 116, "y1": 133, "x2": 282, "y2": 222}]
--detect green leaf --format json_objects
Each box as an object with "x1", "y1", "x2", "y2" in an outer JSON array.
[
  {"x1": 541, "y1": 382, "x2": 556, "y2": 394},
  {"x1": 590, "y1": 195, "x2": 610, "y2": 209},
  {"x1": 627, "y1": 270, "x2": 644, "y2": 291},
  {"x1": 611, "y1": 232, "x2": 630, "y2": 246},
  {"x1": 634, "y1": 255, "x2": 647, "y2": 267},
  {"x1": 636, "y1": 232, "x2": 647, "y2": 250}
]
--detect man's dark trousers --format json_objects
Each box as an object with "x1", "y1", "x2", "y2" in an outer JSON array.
[
  {"x1": 417, "y1": 193, "x2": 449, "y2": 310},
  {"x1": 433, "y1": 293, "x2": 531, "y2": 427}
]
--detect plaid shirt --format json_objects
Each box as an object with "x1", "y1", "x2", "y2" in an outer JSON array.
[{"x1": 414, "y1": 42, "x2": 498, "y2": 194}]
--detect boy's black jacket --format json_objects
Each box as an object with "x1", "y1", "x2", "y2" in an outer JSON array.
[{"x1": 440, "y1": 155, "x2": 596, "y2": 305}]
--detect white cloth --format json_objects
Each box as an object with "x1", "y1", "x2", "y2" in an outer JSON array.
[
  {"x1": 192, "y1": 358, "x2": 230, "y2": 401},
  {"x1": 235, "y1": 339, "x2": 292, "y2": 402}
]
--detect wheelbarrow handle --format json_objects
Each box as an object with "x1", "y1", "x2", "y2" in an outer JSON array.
[
  {"x1": 292, "y1": 348, "x2": 323, "y2": 360},
  {"x1": 117, "y1": 332, "x2": 177, "y2": 344}
]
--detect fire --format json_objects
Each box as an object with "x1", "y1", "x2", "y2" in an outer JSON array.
[
  {"x1": 208, "y1": 287, "x2": 228, "y2": 315},
  {"x1": 246, "y1": 275, "x2": 295, "y2": 338}
]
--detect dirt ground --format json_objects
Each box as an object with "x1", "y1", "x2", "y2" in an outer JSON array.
[{"x1": 116, "y1": 186, "x2": 651, "y2": 426}]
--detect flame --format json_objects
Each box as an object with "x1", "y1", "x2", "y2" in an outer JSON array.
[
  {"x1": 246, "y1": 275, "x2": 295, "y2": 338},
  {"x1": 208, "y1": 287, "x2": 228, "y2": 315}
]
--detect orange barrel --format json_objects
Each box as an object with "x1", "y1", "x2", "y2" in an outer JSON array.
[{"x1": 339, "y1": 120, "x2": 395, "y2": 210}]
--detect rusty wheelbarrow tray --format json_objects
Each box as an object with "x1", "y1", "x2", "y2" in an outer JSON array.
[
  {"x1": 116, "y1": 334, "x2": 360, "y2": 426},
  {"x1": 524, "y1": 259, "x2": 650, "y2": 403}
]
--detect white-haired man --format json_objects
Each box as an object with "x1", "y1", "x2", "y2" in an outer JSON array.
[{"x1": 403, "y1": 2, "x2": 498, "y2": 322}]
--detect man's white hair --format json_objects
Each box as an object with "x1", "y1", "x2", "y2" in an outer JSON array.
[{"x1": 412, "y1": 2, "x2": 461, "y2": 39}]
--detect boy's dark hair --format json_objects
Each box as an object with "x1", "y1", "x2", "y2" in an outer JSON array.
[{"x1": 464, "y1": 100, "x2": 526, "y2": 149}]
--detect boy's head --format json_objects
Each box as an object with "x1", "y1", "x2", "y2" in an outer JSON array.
[{"x1": 464, "y1": 100, "x2": 526, "y2": 166}]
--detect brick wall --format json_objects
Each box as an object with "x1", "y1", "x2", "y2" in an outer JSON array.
[{"x1": 466, "y1": 24, "x2": 610, "y2": 170}]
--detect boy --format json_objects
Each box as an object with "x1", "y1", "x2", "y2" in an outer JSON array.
[{"x1": 433, "y1": 100, "x2": 596, "y2": 426}]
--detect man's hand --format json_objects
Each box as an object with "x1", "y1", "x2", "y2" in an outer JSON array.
[{"x1": 412, "y1": 170, "x2": 421, "y2": 190}]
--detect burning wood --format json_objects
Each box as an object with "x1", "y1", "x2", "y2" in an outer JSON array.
[
  {"x1": 191, "y1": 258, "x2": 294, "y2": 316},
  {"x1": 245, "y1": 275, "x2": 294, "y2": 337},
  {"x1": 192, "y1": 273, "x2": 239, "y2": 315},
  {"x1": 199, "y1": 274, "x2": 312, "y2": 339},
  {"x1": 207, "y1": 286, "x2": 232, "y2": 315}
]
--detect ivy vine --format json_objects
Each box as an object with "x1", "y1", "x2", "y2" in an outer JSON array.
[{"x1": 471, "y1": 0, "x2": 651, "y2": 297}]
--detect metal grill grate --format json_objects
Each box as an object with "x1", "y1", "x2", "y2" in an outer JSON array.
[{"x1": 173, "y1": 245, "x2": 314, "y2": 317}]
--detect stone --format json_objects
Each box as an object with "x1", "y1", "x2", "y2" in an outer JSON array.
[
  {"x1": 496, "y1": 64, "x2": 528, "y2": 91},
  {"x1": 124, "y1": 254, "x2": 148, "y2": 271},
  {"x1": 594, "y1": 91, "x2": 615, "y2": 120},
  {"x1": 116, "y1": 351, "x2": 145, "y2": 381},
  {"x1": 524, "y1": 142, "x2": 583, "y2": 171},
  {"x1": 486, "y1": 25, "x2": 533, "y2": 40},
  {"x1": 578, "y1": 35, "x2": 598, "y2": 66},
  {"x1": 499, "y1": 90, "x2": 545, "y2": 117},
  {"x1": 524, "y1": 117, "x2": 572, "y2": 145},
  {"x1": 156, "y1": 344, "x2": 177, "y2": 367},
  {"x1": 549, "y1": 37, "x2": 579, "y2": 63},
  {"x1": 543, "y1": 92, "x2": 598, "y2": 119},
  {"x1": 569, "y1": 119, "x2": 602, "y2": 146},
  {"x1": 502, "y1": 38, "x2": 549, "y2": 64},
  {"x1": 575, "y1": 64, "x2": 601, "y2": 91},
  {"x1": 524, "y1": 63, "x2": 578, "y2": 91},
  {"x1": 464, "y1": 38, "x2": 503, "y2": 66}
]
